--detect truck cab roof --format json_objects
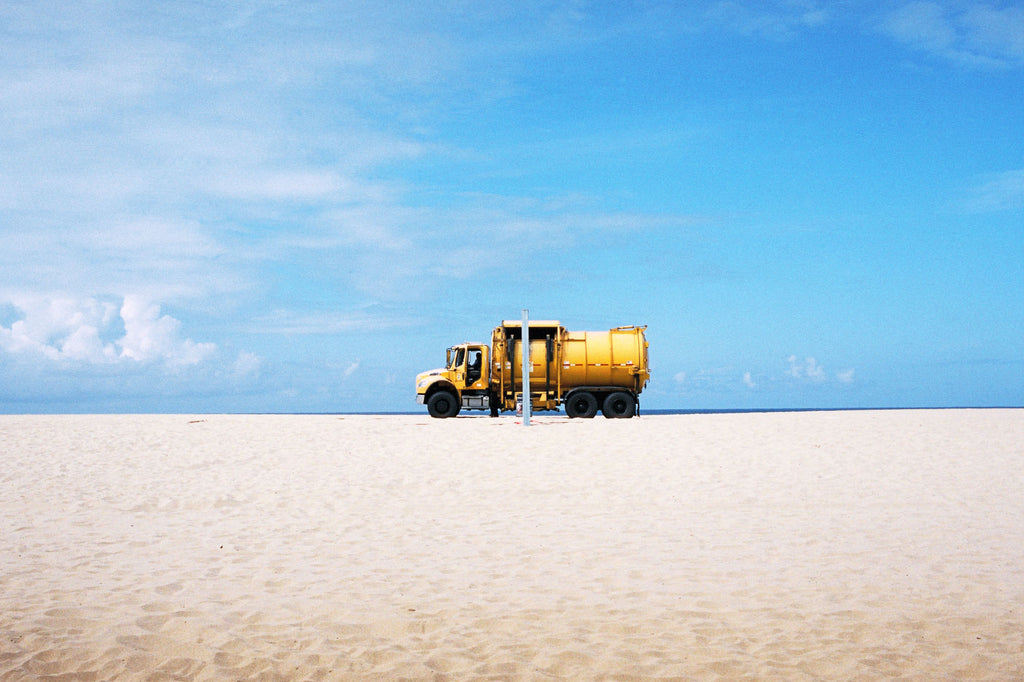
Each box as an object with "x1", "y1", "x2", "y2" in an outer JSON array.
[{"x1": 499, "y1": 320, "x2": 560, "y2": 328}]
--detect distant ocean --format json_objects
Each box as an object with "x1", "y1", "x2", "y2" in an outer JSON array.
[{"x1": 296, "y1": 406, "x2": 1008, "y2": 416}]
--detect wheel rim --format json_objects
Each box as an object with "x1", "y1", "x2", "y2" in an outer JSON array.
[
  {"x1": 567, "y1": 392, "x2": 597, "y2": 418},
  {"x1": 603, "y1": 392, "x2": 635, "y2": 418}
]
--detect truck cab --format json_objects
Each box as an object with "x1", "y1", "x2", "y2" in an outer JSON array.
[{"x1": 415, "y1": 343, "x2": 492, "y2": 418}]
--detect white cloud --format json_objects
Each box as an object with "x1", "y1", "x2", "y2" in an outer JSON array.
[
  {"x1": 0, "y1": 0, "x2": 702, "y2": 318},
  {"x1": 882, "y1": 2, "x2": 955, "y2": 53},
  {"x1": 248, "y1": 309, "x2": 419, "y2": 335},
  {"x1": 210, "y1": 170, "x2": 364, "y2": 203},
  {"x1": 0, "y1": 295, "x2": 215, "y2": 367},
  {"x1": 786, "y1": 355, "x2": 855, "y2": 385},
  {"x1": 0, "y1": 2, "x2": 436, "y2": 311},
  {"x1": 344, "y1": 361, "x2": 361, "y2": 377},
  {"x1": 705, "y1": 1, "x2": 829, "y2": 40},
  {"x1": 743, "y1": 371, "x2": 757, "y2": 388},
  {"x1": 880, "y1": 2, "x2": 1024, "y2": 67},
  {"x1": 787, "y1": 355, "x2": 826, "y2": 381},
  {"x1": 966, "y1": 168, "x2": 1024, "y2": 211},
  {"x1": 673, "y1": 370, "x2": 687, "y2": 384},
  {"x1": 119, "y1": 296, "x2": 216, "y2": 366},
  {"x1": 233, "y1": 351, "x2": 264, "y2": 378},
  {"x1": 0, "y1": 217, "x2": 242, "y2": 304},
  {"x1": 0, "y1": 297, "x2": 117, "y2": 362},
  {"x1": 961, "y1": 4, "x2": 1024, "y2": 60}
]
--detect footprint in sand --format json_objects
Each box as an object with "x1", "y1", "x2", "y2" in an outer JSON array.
[
  {"x1": 155, "y1": 582, "x2": 184, "y2": 595},
  {"x1": 136, "y1": 614, "x2": 170, "y2": 632}
]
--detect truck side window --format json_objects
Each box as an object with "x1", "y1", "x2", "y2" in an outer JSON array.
[{"x1": 467, "y1": 349, "x2": 482, "y2": 384}]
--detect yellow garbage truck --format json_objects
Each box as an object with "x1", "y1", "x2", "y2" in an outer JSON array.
[{"x1": 415, "y1": 320, "x2": 649, "y2": 418}]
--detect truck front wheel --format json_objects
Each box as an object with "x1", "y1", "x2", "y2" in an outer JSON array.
[
  {"x1": 427, "y1": 392, "x2": 461, "y2": 418},
  {"x1": 602, "y1": 392, "x2": 636, "y2": 418},
  {"x1": 564, "y1": 391, "x2": 598, "y2": 418}
]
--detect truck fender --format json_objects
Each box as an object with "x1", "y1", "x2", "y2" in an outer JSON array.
[{"x1": 423, "y1": 379, "x2": 459, "y2": 401}]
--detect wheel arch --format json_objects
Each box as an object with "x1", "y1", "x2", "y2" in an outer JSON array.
[
  {"x1": 563, "y1": 386, "x2": 637, "y2": 402},
  {"x1": 423, "y1": 379, "x2": 460, "y2": 402}
]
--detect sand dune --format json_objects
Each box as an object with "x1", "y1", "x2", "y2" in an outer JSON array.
[{"x1": 1, "y1": 410, "x2": 1022, "y2": 680}]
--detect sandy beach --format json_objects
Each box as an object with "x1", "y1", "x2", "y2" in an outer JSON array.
[{"x1": 1, "y1": 410, "x2": 1022, "y2": 680}]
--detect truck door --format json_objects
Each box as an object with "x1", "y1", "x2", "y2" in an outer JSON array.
[
  {"x1": 467, "y1": 348, "x2": 482, "y2": 385},
  {"x1": 450, "y1": 347, "x2": 466, "y2": 385}
]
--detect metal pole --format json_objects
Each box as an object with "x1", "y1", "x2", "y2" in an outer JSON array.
[{"x1": 522, "y1": 308, "x2": 531, "y2": 426}]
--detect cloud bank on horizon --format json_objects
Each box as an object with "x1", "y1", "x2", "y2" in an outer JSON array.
[{"x1": 1, "y1": 1, "x2": 1021, "y2": 412}]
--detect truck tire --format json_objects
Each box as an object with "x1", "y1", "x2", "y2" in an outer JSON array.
[
  {"x1": 602, "y1": 392, "x2": 636, "y2": 418},
  {"x1": 427, "y1": 391, "x2": 460, "y2": 418},
  {"x1": 564, "y1": 391, "x2": 598, "y2": 418}
]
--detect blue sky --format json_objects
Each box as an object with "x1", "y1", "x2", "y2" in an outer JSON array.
[{"x1": 1, "y1": 0, "x2": 1022, "y2": 413}]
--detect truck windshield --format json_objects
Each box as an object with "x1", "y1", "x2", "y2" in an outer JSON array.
[{"x1": 448, "y1": 347, "x2": 465, "y2": 370}]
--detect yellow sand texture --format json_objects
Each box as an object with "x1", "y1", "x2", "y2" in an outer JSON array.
[{"x1": 1, "y1": 410, "x2": 1022, "y2": 680}]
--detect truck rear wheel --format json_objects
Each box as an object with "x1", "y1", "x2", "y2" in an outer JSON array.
[
  {"x1": 602, "y1": 392, "x2": 636, "y2": 418},
  {"x1": 564, "y1": 391, "x2": 598, "y2": 418},
  {"x1": 427, "y1": 391, "x2": 460, "y2": 418}
]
